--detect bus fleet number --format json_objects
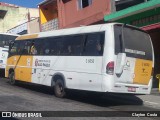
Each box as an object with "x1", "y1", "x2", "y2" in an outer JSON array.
[{"x1": 86, "y1": 59, "x2": 94, "y2": 63}]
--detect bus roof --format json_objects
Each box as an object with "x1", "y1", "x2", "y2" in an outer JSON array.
[{"x1": 15, "y1": 23, "x2": 142, "y2": 41}]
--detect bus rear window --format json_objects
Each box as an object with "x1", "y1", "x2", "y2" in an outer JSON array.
[{"x1": 114, "y1": 25, "x2": 153, "y2": 60}]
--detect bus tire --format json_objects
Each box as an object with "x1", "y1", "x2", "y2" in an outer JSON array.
[
  {"x1": 54, "y1": 79, "x2": 66, "y2": 98},
  {"x1": 9, "y1": 72, "x2": 16, "y2": 85}
]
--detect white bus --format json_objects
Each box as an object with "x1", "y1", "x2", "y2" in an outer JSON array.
[
  {"x1": 6, "y1": 23, "x2": 154, "y2": 98},
  {"x1": 0, "y1": 33, "x2": 19, "y2": 76}
]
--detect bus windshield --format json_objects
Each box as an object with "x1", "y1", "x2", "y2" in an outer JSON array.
[{"x1": 114, "y1": 25, "x2": 153, "y2": 60}]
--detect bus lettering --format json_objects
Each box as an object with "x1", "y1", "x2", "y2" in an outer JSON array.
[{"x1": 86, "y1": 59, "x2": 94, "y2": 63}]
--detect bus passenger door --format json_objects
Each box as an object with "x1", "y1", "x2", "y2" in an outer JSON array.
[
  {"x1": 32, "y1": 56, "x2": 43, "y2": 84},
  {"x1": 14, "y1": 41, "x2": 33, "y2": 82},
  {"x1": 31, "y1": 40, "x2": 44, "y2": 84},
  {"x1": 16, "y1": 56, "x2": 33, "y2": 83}
]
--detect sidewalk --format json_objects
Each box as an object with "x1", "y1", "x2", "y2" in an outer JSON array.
[
  {"x1": 151, "y1": 88, "x2": 159, "y2": 95},
  {"x1": 137, "y1": 88, "x2": 160, "y2": 109},
  {"x1": 103, "y1": 88, "x2": 160, "y2": 109}
]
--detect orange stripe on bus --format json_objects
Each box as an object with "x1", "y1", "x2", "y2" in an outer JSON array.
[
  {"x1": 133, "y1": 59, "x2": 152, "y2": 85},
  {"x1": 16, "y1": 34, "x2": 38, "y2": 40},
  {"x1": 6, "y1": 56, "x2": 33, "y2": 82}
]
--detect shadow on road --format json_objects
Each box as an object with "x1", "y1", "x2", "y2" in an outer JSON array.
[
  {"x1": 66, "y1": 90, "x2": 143, "y2": 107},
  {"x1": 8, "y1": 81, "x2": 54, "y2": 95},
  {"x1": 10, "y1": 81, "x2": 143, "y2": 107}
]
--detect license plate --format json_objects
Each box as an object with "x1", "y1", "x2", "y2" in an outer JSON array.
[{"x1": 128, "y1": 87, "x2": 136, "y2": 92}]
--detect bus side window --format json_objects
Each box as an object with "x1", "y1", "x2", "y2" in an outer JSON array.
[
  {"x1": 22, "y1": 41, "x2": 31, "y2": 55},
  {"x1": 32, "y1": 39, "x2": 44, "y2": 55},
  {"x1": 30, "y1": 42, "x2": 36, "y2": 55},
  {"x1": 49, "y1": 39, "x2": 57, "y2": 55},
  {"x1": 82, "y1": 33, "x2": 104, "y2": 56},
  {"x1": 45, "y1": 37, "x2": 63, "y2": 56},
  {"x1": 57, "y1": 41, "x2": 64, "y2": 55},
  {"x1": 71, "y1": 35, "x2": 84, "y2": 56},
  {"x1": 44, "y1": 41, "x2": 50, "y2": 55},
  {"x1": 9, "y1": 42, "x2": 18, "y2": 56},
  {"x1": 60, "y1": 35, "x2": 84, "y2": 56},
  {"x1": 61, "y1": 36, "x2": 73, "y2": 55},
  {"x1": 17, "y1": 41, "x2": 25, "y2": 54}
]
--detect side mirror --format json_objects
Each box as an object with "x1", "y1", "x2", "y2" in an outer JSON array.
[
  {"x1": 156, "y1": 74, "x2": 160, "y2": 80},
  {"x1": 115, "y1": 53, "x2": 126, "y2": 75}
]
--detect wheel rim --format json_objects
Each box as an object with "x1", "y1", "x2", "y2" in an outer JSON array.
[{"x1": 57, "y1": 83, "x2": 64, "y2": 95}]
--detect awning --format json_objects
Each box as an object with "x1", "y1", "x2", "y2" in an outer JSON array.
[
  {"x1": 141, "y1": 22, "x2": 160, "y2": 31},
  {"x1": 104, "y1": 0, "x2": 160, "y2": 22}
]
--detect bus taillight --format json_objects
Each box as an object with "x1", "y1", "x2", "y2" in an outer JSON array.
[{"x1": 106, "y1": 61, "x2": 114, "y2": 75}]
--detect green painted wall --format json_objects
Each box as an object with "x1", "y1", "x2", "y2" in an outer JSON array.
[
  {"x1": 104, "y1": 0, "x2": 160, "y2": 27},
  {"x1": 117, "y1": 7, "x2": 160, "y2": 27}
]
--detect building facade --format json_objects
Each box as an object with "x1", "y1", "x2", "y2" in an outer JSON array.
[
  {"x1": 38, "y1": 0, "x2": 113, "y2": 32},
  {"x1": 0, "y1": 2, "x2": 39, "y2": 34},
  {"x1": 7, "y1": 18, "x2": 40, "y2": 35},
  {"x1": 104, "y1": 0, "x2": 160, "y2": 87}
]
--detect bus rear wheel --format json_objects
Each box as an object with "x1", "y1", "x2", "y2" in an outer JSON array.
[
  {"x1": 54, "y1": 79, "x2": 66, "y2": 98},
  {"x1": 9, "y1": 72, "x2": 16, "y2": 85}
]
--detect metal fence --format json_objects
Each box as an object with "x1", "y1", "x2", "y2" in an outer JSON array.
[{"x1": 41, "y1": 18, "x2": 59, "y2": 32}]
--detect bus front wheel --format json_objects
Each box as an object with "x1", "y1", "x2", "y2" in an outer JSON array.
[
  {"x1": 9, "y1": 72, "x2": 16, "y2": 85},
  {"x1": 54, "y1": 79, "x2": 66, "y2": 98}
]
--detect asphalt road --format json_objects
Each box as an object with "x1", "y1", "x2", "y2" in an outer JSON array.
[{"x1": 0, "y1": 77, "x2": 160, "y2": 120}]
